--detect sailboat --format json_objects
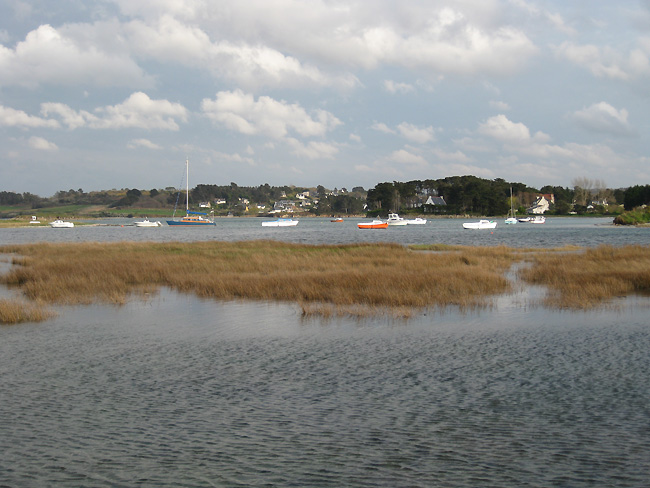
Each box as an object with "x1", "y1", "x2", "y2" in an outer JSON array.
[
  {"x1": 505, "y1": 186, "x2": 517, "y2": 224},
  {"x1": 166, "y1": 158, "x2": 216, "y2": 226}
]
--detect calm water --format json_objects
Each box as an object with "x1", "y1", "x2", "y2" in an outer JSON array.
[
  {"x1": 1, "y1": 216, "x2": 648, "y2": 247},
  {"x1": 1, "y1": 217, "x2": 650, "y2": 487}
]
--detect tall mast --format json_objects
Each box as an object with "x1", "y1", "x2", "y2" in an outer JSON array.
[{"x1": 185, "y1": 158, "x2": 189, "y2": 213}]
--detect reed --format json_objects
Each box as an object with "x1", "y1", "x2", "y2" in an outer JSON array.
[
  {"x1": 519, "y1": 245, "x2": 650, "y2": 308},
  {"x1": 0, "y1": 241, "x2": 515, "y2": 318},
  {"x1": 0, "y1": 299, "x2": 56, "y2": 324}
]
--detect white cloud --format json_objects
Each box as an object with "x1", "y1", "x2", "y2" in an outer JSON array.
[
  {"x1": 572, "y1": 102, "x2": 635, "y2": 136},
  {"x1": 556, "y1": 41, "x2": 650, "y2": 81},
  {"x1": 397, "y1": 122, "x2": 435, "y2": 144},
  {"x1": 128, "y1": 138, "x2": 163, "y2": 149},
  {"x1": 0, "y1": 105, "x2": 59, "y2": 128},
  {"x1": 286, "y1": 138, "x2": 339, "y2": 159},
  {"x1": 478, "y1": 114, "x2": 531, "y2": 143},
  {"x1": 42, "y1": 92, "x2": 189, "y2": 130},
  {"x1": 384, "y1": 80, "x2": 415, "y2": 94},
  {"x1": 389, "y1": 149, "x2": 428, "y2": 166},
  {"x1": 0, "y1": 24, "x2": 151, "y2": 88},
  {"x1": 489, "y1": 100, "x2": 511, "y2": 111},
  {"x1": 371, "y1": 122, "x2": 395, "y2": 135},
  {"x1": 28, "y1": 136, "x2": 58, "y2": 151},
  {"x1": 201, "y1": 90, "x2": 342, "y2": 139}
]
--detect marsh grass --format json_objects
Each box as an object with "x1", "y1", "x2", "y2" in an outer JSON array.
[
  {"x1": 0, "y1": 299, "x2": 55, "y2": 324},
  {"x1": 1, "y1": 241, "x2": 649, "y2": 320},
  {"x1": 519, "y1": 245, "x2": 650, "y2": 308},
  {"x1": 0, "y1": 241, "x2": 515, "y2": 319}
]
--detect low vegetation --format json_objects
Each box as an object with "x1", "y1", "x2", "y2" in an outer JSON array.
[
  {"x1": 613, "y1": 206, "x2": 650, "y2": 225},
  {"x1": 1, "y1": 242, "x2": 649, "y2": 322},
  {"x1": 0, "y1": 299, "x2": 55, "y2": 324},
  {"x1": 518, "y1": 245, "x2": 650, "y2": 308}
]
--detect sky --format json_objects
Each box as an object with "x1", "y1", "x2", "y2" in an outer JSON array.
[{"x1": 1, "y1": 0, "x2": 650, "y2": 197}]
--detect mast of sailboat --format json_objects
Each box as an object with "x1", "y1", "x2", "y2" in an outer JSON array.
[{"x1": 185, "y1": 158, "x2": 189, "y2": 215}]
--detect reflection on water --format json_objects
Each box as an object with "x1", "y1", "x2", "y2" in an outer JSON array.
[{"x1": 1, "y1": 290, "x2": 649, "y2": 487}]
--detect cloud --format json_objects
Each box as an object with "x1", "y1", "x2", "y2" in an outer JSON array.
[
  {"x1": 556, "y1": 41, "x2": 650, "y2": 81},
  {"x1": 371, "y1": 122, "x2": 395, "y2": 135},
  {"x1": 389, "y1": 149, "x2": 428, "y2": 166},
  {"x1": 384, "y1": 80, "x2": 415, "y2": 94},
  {"x1": 0, "y1": 105, "x2": 59, "y2": 128},
  {"x1": 28, "y1": 136, "x2": 58, "y2": 151},
  {"x1": 489, "y1": 100, "x2": 511, "y2": 111},
  {"x1": 41, "y1": 92, "x2": 189, "y2": 130},
  {"x1": 478, "y1": 114, "x2": 531, "y2": 143},
  {"x1": 397, "y1": 122, "x2": 435, "y2": 144},
  {"x1": 201, "y1": 90, "x2": 342, "y2": 139},
  {"x1": 572, "y1": 102, "x2": 635, "y2": 136},
  {"x1": 128, "y1": 138, "x2": 163, "y2": 149},
  {"x1": 286, "y1": 138, "x2": 339, "y2": 159},
  {"x1": 0, "y1": 24, "x2": 151, "y2": 88}
]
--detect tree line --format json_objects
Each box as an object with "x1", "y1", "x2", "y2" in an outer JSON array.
[{"x1": 2, "y1": 177, "x2": 649, "y2": 216}]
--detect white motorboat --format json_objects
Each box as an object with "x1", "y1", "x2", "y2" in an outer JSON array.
[
  {"x1": 518, "y1": 217, "x2": 532, "y2": 223},
  {"x1": 462, "y1": 220, "x2": 497, "y2": 230},
  {"x1": 50, "y1": 220, "x2": 74, "y2": 228},
  {"x1": 387, "y1": 213, "x2": 407, "y2": 226},
  {"x1": 406, "y1": 218, "x2": 427, "y2": 225},
  {"x1": 134, "y1": 219, "x2": 162, "y2": 227},
  {"x1": 262, "y1": 218, "x2": 299, "y2": 227},
  {"x1": 530, "y1": 216, "x2": 546, "y2": 224}
]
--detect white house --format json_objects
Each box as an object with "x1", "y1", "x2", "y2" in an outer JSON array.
[{"x1": 527, "y1": 194, "x2": 554, "y2": 214}]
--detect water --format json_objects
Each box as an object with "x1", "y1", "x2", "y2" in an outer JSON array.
[
  {"x1": 1, "y1": 217, "x2": 650, "y2": 487},
  {"x1": 1, "y1": 216, "x2": 648, "y2": 247}
]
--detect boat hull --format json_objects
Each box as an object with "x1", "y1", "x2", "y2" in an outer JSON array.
[
  {"x1": 50, "y1": 220, "x2": 74, "y2": 228},
  {"x1": 463, "y1": 220, "x2": 497, "y2": 230},
  {"x1": 358, "y1": 221, "x2": 388, "y2": 229},
  {"x1": 166, "y1": 220, "x2": 215, "y2": 226},
  {"x1": 262, "y1": 219, "x2": 299, "y2": 227}
]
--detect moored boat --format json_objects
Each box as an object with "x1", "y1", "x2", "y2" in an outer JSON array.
[
  {"x1": 530, "y1": 216, "x2": 546, "y2": 224},
  {"x1": 387, "y1": 213, "x2": 407, "y2": 226},
  {"x1": 358, "y1": 220, "x2": 388, "y2": 229},
  {"x1": 262, "y1": 218, "x2": 299, "y2": 227},
  {"x1": 50, "y1": 219, "x2": 74, "y2": 228},
  {"x1": 462, "y1": 220, "x2": 497, "y2": 230},
  {"x1": 406, "y1": 217, "x2": 427, "y2": 225},
  {"x1": 331, "y1": 218, "x2": 344, "y2": 222},
  {"x1": 166, "y1": 158, "x2": 216, "y2": 226},
  {"x1": 134, "y1": 219, "x2": 162, "y2": 227}
]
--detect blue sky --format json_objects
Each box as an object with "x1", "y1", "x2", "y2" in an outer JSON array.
[{"x1": 1, "y1": 0, "x2": 649, "y2": 197}]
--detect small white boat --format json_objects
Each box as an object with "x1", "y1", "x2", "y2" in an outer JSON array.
[
  {"x1": 134, "y1": 219, "x2": 162, "y2": 227},
  {"x1": 505, "y1": 217, "x2": 518, "y2": 225},
  {"x1": 387, "y1": 213, "x2": 407, "y2": 226},
  {"x1": 518, "y1": 217, "x2": 532, "y2": 223},
  {"x1": 530, "y1": 216, "x2": 546, "y2": 224},
  {"x1": 29, "y1": 216, "x2": 40, "y2": 224},
  {"x1": 463, "y1": 220, "x2": 497, "y2": 230},
  {"x1": 406, "y1": 217, "x2": 427, "y2": 225},
  {"x1": 262, "y1": 218, "x2": 299, "y2": 227},
  {"x1": 50, "y1": 220, "x2": 74, "y2": 228}
]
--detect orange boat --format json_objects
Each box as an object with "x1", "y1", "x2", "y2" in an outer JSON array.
[
  {"x1": 331, "y1": 218, "x2": 344, "y2": 222},
  {"x1": 357, "y1": 220, "x2": 388, "y2": 229}
]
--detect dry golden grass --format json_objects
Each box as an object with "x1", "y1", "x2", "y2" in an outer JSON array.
[
  {"x1": 0, "y1": 241, "x2": 515, "y2": 319},
  {"x1": 519, "y1": 245, "x2": 650, "y2": 308},
  {"x1": 2, "y1": 241, "x2": 649, "y2": 320},
  {"x1": 0, "y1": 299, "x2": 55, "y2": 324}
]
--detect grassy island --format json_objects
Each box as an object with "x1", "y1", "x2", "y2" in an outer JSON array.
[{"x1": 1, "y1": 241, "x2": 649, "y2": 323}]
